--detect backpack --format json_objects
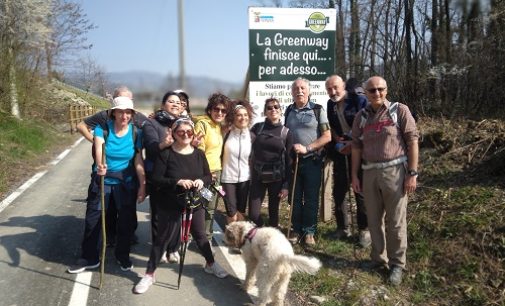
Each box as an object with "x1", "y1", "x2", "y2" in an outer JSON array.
[
  {"x1": 359, "y1": 102, "x2": 399, "y2": 129},
  {"x1": 284, "y1": 102, "x2": 322, "y2": 127}
]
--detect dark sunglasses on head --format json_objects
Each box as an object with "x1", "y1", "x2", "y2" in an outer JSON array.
[
  {"x1": 175, "y1": 130, "x2": 194, "y2": 137},
  {"x1": 366, "y1": 87, "x2": 387, "y2": 94},
  {"x1": 212, "y1": 107, "x2": 227, "y2": 114},
  {"x1": 266, "y1": 105, "x2": 280, "y2": 111}
]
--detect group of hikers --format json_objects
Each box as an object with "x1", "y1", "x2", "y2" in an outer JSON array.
[{"x1": 67, "y1": 74, "x2": 419, "y2": 295}]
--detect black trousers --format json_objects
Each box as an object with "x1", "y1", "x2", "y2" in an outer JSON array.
[
  {"x1": 248, "y1": 174, "x2": 283, "y2": 227},
  {"x1": 81, "y1": 178, "x2": 137, "y2": 263},
  {"x1": 146, "y1": 206, "x2": 213, "y2": 274},
  {"x1": 332, "y1": 153, "x2": 368, "y2": 231}
]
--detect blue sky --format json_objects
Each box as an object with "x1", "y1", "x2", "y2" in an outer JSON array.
[{"x1": 79, "y1": 1, "x2": 271, "y2": 83}]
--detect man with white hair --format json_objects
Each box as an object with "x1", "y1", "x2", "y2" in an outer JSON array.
[
  {"x1": 285, "y1": 77, "x2": 331, "y2": 246},
  {"x1": 351, "y1": 76, "x2": 419, "y2": 286}
]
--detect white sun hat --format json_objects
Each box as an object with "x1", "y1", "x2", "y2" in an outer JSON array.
[{"x1": 111, "y1": 96, "x2": 134, "y2": 110}]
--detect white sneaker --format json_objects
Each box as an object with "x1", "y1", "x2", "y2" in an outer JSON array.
[
  {"x1": 133, "y1": 274, "x2": 155, "y2": 294},
  {"x1": 204, "y1": 262, "x2": 228, "y2": 279},
  {"x1": 168, "y1": 252, "x2": 180, "y2": 263},
  {"x1": 160, "y1": 251, "x2": 168, "y2": 263}
]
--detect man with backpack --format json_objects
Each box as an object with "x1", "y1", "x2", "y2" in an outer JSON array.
[
  {"x1": 284, "y1": 77, "x2": 331, "y2": 246},
  {"x1": 351, "y1": 76, "x2": 419, "y2": 286},
  {"x1": 325, "y1": 75, "x2": 370, "y2": 247}
]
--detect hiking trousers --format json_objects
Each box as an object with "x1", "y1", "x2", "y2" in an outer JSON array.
[
  {"x1": 362, "y1": 163, "x2": 408, "y2": 269},
  {"x1": 332, "y1": 153, "x2": 368, "y2": 231},
  {"x1": 81, "y1": 177, "x2": 137, "y2": 264},
  {"x1": 291, "y1": 156, "x2": 323, "y2": 235}
]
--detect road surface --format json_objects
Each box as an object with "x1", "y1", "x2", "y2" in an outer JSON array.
[{"x1": 0, "y1": 139, "x2": 254, "y2": 306}]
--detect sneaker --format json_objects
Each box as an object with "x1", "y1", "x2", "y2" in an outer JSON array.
[
  {"x1": 160, "y1": 251, "x2": 168, "y2": 263},
  {"x1": 168, "y1": 252, "x2": 180, "y2": 264},
  {"x1": 204, "y1": 262, "x2": 228, "y2": 278},
  {"x1": 359, "y1": 230, "x2": 371, "y2": 248},
  {"x1": 389, "y1": 265, "x2": 403, "y2": 286},
  {"x1": 133, "y1": 274, "x2": 155, "y2": 294},
  {"x1": 333, "y1": 229, "x2": 351, "y2": 240},
  {"x1": 304, "y1": 234, "x2": 316, "y2": 246},
  {"x1": 67, "y1": 259, "x2": 100, "y2": 274},
  {"x1": 117, "y1": 259, "x2": 133, "y2": 271}
]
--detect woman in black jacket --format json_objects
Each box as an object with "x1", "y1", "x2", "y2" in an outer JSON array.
[{"x1": 249, "y1": 98, "x2": 294, "y2": 228}]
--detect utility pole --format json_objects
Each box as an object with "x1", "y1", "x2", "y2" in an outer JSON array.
[{"x1": 178, "y1": 0, "x2": 185, "y2": 90}]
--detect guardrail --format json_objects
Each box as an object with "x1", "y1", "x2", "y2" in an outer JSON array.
[{"x1": 68, "y1": 105, "x2": 99, "y2": 134}]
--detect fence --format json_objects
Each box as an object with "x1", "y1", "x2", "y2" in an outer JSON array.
[{"x1": 68, "y1": 105, "x2": 99, "y2": 134}]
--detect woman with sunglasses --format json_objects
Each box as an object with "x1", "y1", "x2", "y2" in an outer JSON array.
[
  {"x1": 134, "y1": 118, "x2": 228, "y2": 294},
  {"x1": 221, "y1": 100, "x2": 255, "y2": 224},
  {"x1": 249, "y1": 98, "x2": 293, "y2": 228},
  {"x1": 194, "y1": 93, "x2": 231, "y2": 238},
  {"x1": 143, "y1": 91, "x2": 183, "y2": 264}
]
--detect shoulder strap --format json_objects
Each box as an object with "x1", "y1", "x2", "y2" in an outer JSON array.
[
  {"x1": 280, "y1": 126, "x2": 288, "y2": 146},
  {"x1": 311, "y1": 103, "x2": 322, "y2": 124},
  {"x1": 388, "y1": 102, "x2": 399, "y2": 126},
  {"x1": 283, "y1": 104, "x2": 294, "y2": 127}
]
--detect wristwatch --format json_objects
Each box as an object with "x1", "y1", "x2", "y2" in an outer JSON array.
[{"x1": 407, "y1": 169, "x2": 419, "y2": 177}]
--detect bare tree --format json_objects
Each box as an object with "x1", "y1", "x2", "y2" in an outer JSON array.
[{"x1": 44, "y1": 0, "x2": 95, "y2": 80}]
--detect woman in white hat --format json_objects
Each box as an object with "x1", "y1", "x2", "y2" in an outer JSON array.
[{"x1": 68, "y1": 96, "x2": 146, "y2": 274}]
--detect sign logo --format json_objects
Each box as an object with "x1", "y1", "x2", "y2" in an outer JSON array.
[
  {"x1": 254, "y1": 11, "x2": 274, "y2": 23},
  {"x1": 305, "y1": 12, "x2": 329, "y2": 33}
]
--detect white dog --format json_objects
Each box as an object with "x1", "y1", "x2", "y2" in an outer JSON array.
[{"x1": 224, "y1": 221, "x2": 321, "y2": 306}]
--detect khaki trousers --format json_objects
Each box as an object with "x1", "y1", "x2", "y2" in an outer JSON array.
[{"x1": 362, "y1": 163, "x2": 408, "y2": 269}]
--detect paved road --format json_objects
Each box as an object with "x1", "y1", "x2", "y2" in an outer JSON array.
[{"x1": 0, "y1": 139, "x2": 253, "y2": 306}]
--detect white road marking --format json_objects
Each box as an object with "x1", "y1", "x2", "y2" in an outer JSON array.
[
  {"x1": 0, "y1": 171, "x2": 47, "y2": 214},
  {"x1": 0, "y1": 137, "x2": 85, "y2": 214},
  {"x1": 68, "y1": 272, "x2": 92, "y2": 306}
]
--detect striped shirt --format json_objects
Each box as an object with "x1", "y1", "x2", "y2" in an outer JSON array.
[{"x1": 351, "y1": 100, "x2": 418, "y2": 163}]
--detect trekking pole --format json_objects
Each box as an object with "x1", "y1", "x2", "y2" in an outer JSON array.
[
  {"x1": 287, "y1": 154, "x2": 299, "y2": 239},
  {"x1": 99, "y1": 143, "x2": 107, "y2": 289},
  {"x1": 177, "y1": 191, "x2": 194, "y2": 289},
  {"x1": 345, "y1": 155, "x2": 358, "y2": 259}
]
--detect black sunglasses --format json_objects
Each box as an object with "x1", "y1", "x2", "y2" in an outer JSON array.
[
  {"x1": 366, "y1": 87, "x2": 387, "y2": 94},
  {"x1": 266, "y1": 105, "x2": 280, "y2": 111}
]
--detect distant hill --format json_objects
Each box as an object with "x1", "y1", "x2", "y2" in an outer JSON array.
[{"x1": 62, "y1": 70, "x2": 243, "y2": 103}]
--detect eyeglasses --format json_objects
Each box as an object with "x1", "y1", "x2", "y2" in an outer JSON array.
[
  {"x1": 212, "y1": 107, "x2": 227, "y2": 114},
  {"x1": 266, "y1": 105, "x2": 280, "y2": 111},
  {"x1": 166, "y1": 100, "x2": 181, "y2": 105},
  {"x1": 175, "y1": 130, "x2": 194, "y2": 137},
  {"x1": 366, "y1": 87, "x2": 387, "y2": 94}
]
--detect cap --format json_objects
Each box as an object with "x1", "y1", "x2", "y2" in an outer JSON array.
[
  {"x1": 111, "y1": 96, "x2": 134, "y2": 110},
  {"x1": 174, "y1": 89, "x2": 189, "y2": 101}
]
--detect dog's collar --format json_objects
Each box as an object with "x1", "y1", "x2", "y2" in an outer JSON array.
[{"x1": 240, "y1": 227, "x2": 258, "y2": 248}]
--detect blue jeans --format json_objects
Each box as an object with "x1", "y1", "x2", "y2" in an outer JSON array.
[{"x1": 291, "y1": 156, "x2": 323, "y2": 235}]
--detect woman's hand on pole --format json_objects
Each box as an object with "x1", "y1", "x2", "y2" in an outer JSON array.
[{"x1": 97, "y1": 163, "x2": 107, "y2": 176}]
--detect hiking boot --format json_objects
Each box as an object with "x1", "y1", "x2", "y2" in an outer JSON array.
[
  {"x1": 288, "y1": 232, "x2": 300, "y2": 244},
  {"x1": 67, "y1": 259, "x2": 100, "y2": 274},
  {"x1": 389, "y1": 265, "x2": 403, "y2": 286},
  {"x1": 333, "y1": 229, "x2": 351, "y2": 240},
  {"x1": 133, "y1": 274, "x2": 155, "y2": 294},
  {"x1": 168, "y1": 252, "x2": 180, "y2": 264},
  {"x1": 204, "y1": 262, "x2": 228, "y2": 279},
  {"x1": 304, "y1": 234, "x2": 316, "y2": 246},
  {"x1": 359, "y1": 230, "x2": 371, "y2": 248},
  {"x1": 160, "y1": 251, "x2": 168, "y2": 263},
  {"x1": 117, "y1": 259, "x2": 133, "y2": 272}
]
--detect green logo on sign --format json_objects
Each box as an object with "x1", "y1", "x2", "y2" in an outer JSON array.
[{"x1": 305, "y1": 12, "x2": 329, "y2": 33}]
